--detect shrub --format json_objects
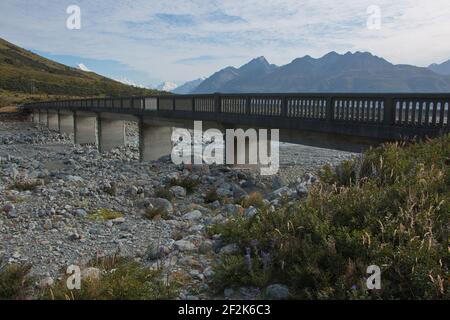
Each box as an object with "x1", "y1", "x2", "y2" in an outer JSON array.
[
  {"x1": 170, "y1": 176, "x2": 200, "y2": 194},
  {"x1": 142, "y1": 207, "x2": 170, "y2": 220},
  {"x1": 211, "y1": 135, "x2": 450, "y2": 299},
  {"x1": 239, "y1": 191, "x2": 265, "y2": 209},
  {"x1": 8, "y1": 178, "x2": 41, "y2": 191},
  {"x1": 103, "y1": 182, "x2": 117, "y2": 196},
  {"x1": 43, "y1": 257, "x2": 178, "y2": 300},
  {"x1": 0, "y1": 262, "x2": 34, "y2": 300},
  {"x1": 204, "y1": 189, "x2": 220, "y2": 203},
  {"x1": 155, "y1": 187, "x2": 173, "y2": 201}
]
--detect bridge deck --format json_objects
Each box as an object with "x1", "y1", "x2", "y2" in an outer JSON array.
[{"x1": 23, "y1": 93, "x2": 450, "y2": 141}]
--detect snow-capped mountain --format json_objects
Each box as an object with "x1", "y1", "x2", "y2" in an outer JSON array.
[
  {"x1": 114, "y1": 77, "x2": 146, "y2": 88},
  {"x1": 77, "y1": 63, "x2": 91, "y2": 72},
  {"x1": 153, "y1": 81, "x2": 178, "y2": 92},
  {"x1": 172, "y1": 78, "x2": 205, "y2": 94}
]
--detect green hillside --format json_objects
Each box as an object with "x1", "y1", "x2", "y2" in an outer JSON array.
[{"x1": 0, "y1": 37, "x2": 161, "y2": 107}]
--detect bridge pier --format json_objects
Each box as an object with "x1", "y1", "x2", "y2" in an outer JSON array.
[
  {"x1": 224, "y1": 131, "x2": 272, "y2": 169},
  {"x1": 39, "y1": 110, "x2": 48, "y2": 126},
  {"x1": 47, "y1": 110, "x2": 59, "y2": 131},
  {"x1": 139, "y1": 120, "x2": 173, "y2": 161},
  {"x1": 59, "y1": 112, "x2": 75, "y2": 135},
  {"x1": 32, "y1": 110, "x2": 40, "y2": 124},
  {"x1": 98, "y1": 118, "x2": 125, "y2": 152},
  {"x1": 74, "y1": 112, "x2": 98, "y2": 145}
]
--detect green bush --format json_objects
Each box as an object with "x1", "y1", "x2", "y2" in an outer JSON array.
[
  {"x1": 44, "y1": 257, "x2": 178, "y2": 300},
  {"x1": 170, "y1": 176, "x2": 200, "y2": 194},
  {"x1": 0, "y1": 262, "x2": 34, "y2": 300},
  {"x1": 155, "y1": 187, "x2": 174, "y2": 201},
  {"x1": 211, "y1": 135, "x2": 450, "y2": 299}
]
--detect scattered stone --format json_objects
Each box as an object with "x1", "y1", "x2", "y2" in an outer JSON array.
[
  {"x1": 73, "y1": 208, "x2": 88, "y2": 217},
  {"x1": 170, "y1": 186, "x2": 186, "y2": 199},
  {"x1": 220, "y1": 243, "x2": 239, "y2": 255},
  {"x1": 149, "y1": 198, "x2": 173, "y2": 215},
  {"x1": 265, "y1": 284, "x2": 290, "y2": 300},
  {"x1": 174, "y1": 240, "x2": 196, "y2": 252},
  {"x1": 182, "y1": 210, "x2": 202, "y2": 221}
]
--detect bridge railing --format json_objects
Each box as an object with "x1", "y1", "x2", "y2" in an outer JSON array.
[{"x1": 24, "y1": 93, "x2": 450, "y2": 128}]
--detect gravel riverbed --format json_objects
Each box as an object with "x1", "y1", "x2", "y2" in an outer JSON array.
[{"x1": 0, "y1": 118, "x2": 356, "y2": 299}]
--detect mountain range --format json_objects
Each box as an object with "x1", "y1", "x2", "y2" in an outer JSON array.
[
  {"x1": 172, "y1": 78, "x2": 205, "y2": 94},
  {"x1": 428, "y1": 59, "x2": 450, "y2": 76},
  {"x1": 178, "y1": 52, "x2": 450, "y2": 94}
]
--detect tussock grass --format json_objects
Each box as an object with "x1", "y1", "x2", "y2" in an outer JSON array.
[
  {"x1": 239, "y1": 192, "x2": 265, "y2": 209},
  {"x1": 44, "y1": 256, "x2": 178, "y2": 300},
  {"x1": 8, "y1": 178, "x2": 41, "y2": 191},
  {"x1": 0, "y1": 262, "x2": 34, "y2": 300},
  {"x1": 142, "y1": 207, "x2": 170, "y2": 221},
  {"x1": 204, "y1": 189, "x2": 221, "y2": 203},
  {"x1": 170, "y1": 176, "x2": 200, "y2": 194},
  {"x1": 155, "y1": 187, "x2": 174, "y2": 201},
  {"x1": 211, "y1": 135, "x2": 450, "y2": 299}
]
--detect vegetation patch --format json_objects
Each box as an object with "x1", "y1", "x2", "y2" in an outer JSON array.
[
  {"x1": 0, "y1": 261, "x2": 34, "y2": 300},
  {"x1": 44, "y1": 256, "x2": 178, "y2": 300},
  {"x1": 8, "y1": 178, "x2": 41, "y2": 191},
  {"x1": 204, "y1": 189, "x2": 221, "y2": 203},
  {"x1": 239, "y1": 191, "x2": 265, "y2": 209},
  {"x1": 170, "y1": 176, "x2": 200, "y2": 194},
  {"x1": 142, "y1": 207, "x2": 170, "y2": 221},
  {"x1": 87, "y1": 208, "x2": 124, "y2": 221},
  {"x1": 211, "y1": 135, "x2": 450, "y2": 299},
  {"x1": 155, "y1": 187, "x2": 174, "y2": 201}
]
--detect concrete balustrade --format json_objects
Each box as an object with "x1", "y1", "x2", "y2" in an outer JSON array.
[
  {"x1": 47, "y1": 110, "x2": 59, "y2": 131},
  {"x1": 139, "y1": 120, "x2": 173, "y2": 161},
  {"x1": 98, "y1": 118, "x2": 125, "y2": 152},
  {"x1": 74, "y1": 112, "x2": 98, "y2": 145}
]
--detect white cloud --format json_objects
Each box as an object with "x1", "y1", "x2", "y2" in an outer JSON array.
[{"x1": 1, "y1": 0, "x2": 450, "y2": 82}]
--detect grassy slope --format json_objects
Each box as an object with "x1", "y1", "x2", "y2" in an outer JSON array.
[
  {"x1": 0, "y1": 37, "x2": 162, "y2": 107},
  {"x1": 211, "y1": 135, "x2": 450, "y2": 299}
]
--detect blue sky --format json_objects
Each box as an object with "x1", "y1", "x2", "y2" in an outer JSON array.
[{"x1": 1, "y1": 0, "x2": 450, "y2": 87}]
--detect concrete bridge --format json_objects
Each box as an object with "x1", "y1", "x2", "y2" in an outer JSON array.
[{"x1": 22, "y1": 93, "x2": 450, "y2": 161}]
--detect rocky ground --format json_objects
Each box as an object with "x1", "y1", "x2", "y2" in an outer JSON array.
[{"x1": 0, "y1": 117, "x2": 356, "y2": 299}]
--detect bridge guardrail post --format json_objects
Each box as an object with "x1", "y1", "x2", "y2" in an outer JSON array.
[
  {"x1": 383, "y1": 97, "x2": 395, "y2": 125},
  {"x1": 172, "y1": 96, "x2": 176, "y2": 111},
  {"x1": 281, "y1": 96, "x2": 287, "y2": 117},
  {"x1": 192, "y1": 96, "x2": 195, "y2": 112},
  {"x1": 245, "y1": 96, "x2": 251, "y2": 115},
  {"x1": 214, "y1": 93, "x2": 221, "y2": 113},
  {"x1": 326, "y1": 96, "x2": 334, "y2": 121}
]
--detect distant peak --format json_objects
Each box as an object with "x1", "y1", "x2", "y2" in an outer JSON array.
[{"x1": 247, "y1": 56, "x2": 270, "y2": 65}]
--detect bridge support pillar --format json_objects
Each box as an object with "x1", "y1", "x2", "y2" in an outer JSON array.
[
  {"x1": 59, "y1": 112, "x2": 75, "y2": 135},
  {"x1": 98, "y1": 118, "x2": 125, "y2": 152},
  {"x1": 39, "y1": 110, "x2": 48, "y2": 125},
  {"x1": 47, "y1": 111, "x2": 59, "y2": 131},
  {"x1": 74, "y1": 112, "x2": 98, "y2": 145},
  {"x1": 224, "y1": 134, "x2": 270, "y2": 170},
  {"x1": 139, "y1": 121, "x2": 173, "y2": 161},
  {"x1": 33, "y1": 110, "x2": 40, "y2": 123}
]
